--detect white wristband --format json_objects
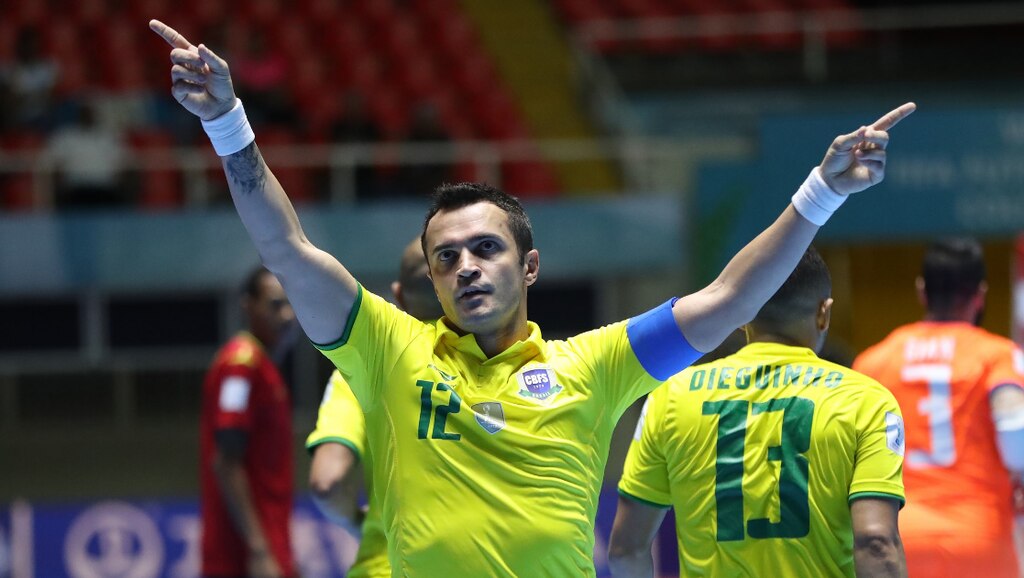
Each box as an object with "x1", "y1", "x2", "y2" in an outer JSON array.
[
  {"x1": 201, "y1": 99, "x2": 256, "y2": 156},
  {"x1": 791, "y1": 167, "x2": 846, "y2": 226}
]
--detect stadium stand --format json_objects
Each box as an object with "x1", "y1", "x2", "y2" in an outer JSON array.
[{"x1": 0, "y1": 0, "x2": 560, "y2": 209}]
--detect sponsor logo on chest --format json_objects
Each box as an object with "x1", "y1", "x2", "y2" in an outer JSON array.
[{"x1": 515, "y1": 367, "x2": 563, "y2": 403}]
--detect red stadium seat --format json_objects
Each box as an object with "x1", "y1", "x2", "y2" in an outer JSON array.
[
  {"x1": 2, "y1": 0, "x2": 556, "y2": 206},
  {"x1": 70, "y1": 0, "x2": 111, "y2": 27},
  {"x1": 396, "y1": 54, "x2": 443, "y2": 102},
  {"x1": 502, "y1": 158, "x2": 561, "y2": 198},
  {"x1": 366, "y1": 88, "x2": 412, "y2": 138},
  {"x1": 450, "y1": 51, "x2": 501, "y2": 98},
  {"x1": 298, "y1": 0, "x2": 342, "y2": 20},
  {"x1": 471, "y1": 92, "x2": 531, "y2": 141},
  {"x1": 378, "y1": 14, "x2": 423, "y2": 61},
  {"x1": 426, "y1": 14, "x2": 481, "y2": 63},
  {"x1": 0, "y1": 21, "x2": 17, "y2": 63},
  {"x1": 0, "y1": 132, "x2": 46, "y2": 211},
  {"x1": 245, "y1": 0, "x2": 284, "y2": 26},
  {"x1": 53, "y1": 53, "x2": 94, "y2": 96},
  {"x1": 127, "y1": 129, "x2": 184, "y2": 209},
  {"x1": 8, "y1": 0, "x2": 48, "y2": 26},
  {"x1": 268, "y1": 17, "x2": 317, "y2": 60},
  {"x1": 255, "y1": 129, "x2": 316, "y2": 202}
]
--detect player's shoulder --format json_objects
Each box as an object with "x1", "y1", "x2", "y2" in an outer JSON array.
[
  {"x1": 562, "y1": 319, "x2": 629, "y2": 347},
  {"x1": 828, "y1": 360, "x2": 901, "y2": 411},
  {"x1": 854, "y1": 324, "x2": 917, "y2": 368},
  {"x1": 215, "y1": 333, "x2": 265, "y2": 369},
  {"x1": 971, "y1": 329, "x2": 1024, "y2": 380},
  {"x1": 323, "y1": 370, "x2": 358, "y2": 402},
  {"x1": 963, "y1": 325, "x2": 1019, "y2": 352},
  {"x1": 353, "y1": 286, "x2": 436, "y2": 334}
]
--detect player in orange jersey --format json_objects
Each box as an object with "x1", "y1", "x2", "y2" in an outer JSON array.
[{"x1": 854, "y1": 238, "x2": 1024, "y2": 578}]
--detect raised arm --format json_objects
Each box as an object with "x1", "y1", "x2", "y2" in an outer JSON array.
[
  {"x1": 674, "y1": 103, "x2": 916, "y2": 352},
  {"x1": 149, "y1": 20, "x2": 356, "y2": 345}
]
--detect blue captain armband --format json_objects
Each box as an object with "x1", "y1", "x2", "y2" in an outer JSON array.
[{"x1": 626, "y1": 298, "x2": 703, "y2": 381}]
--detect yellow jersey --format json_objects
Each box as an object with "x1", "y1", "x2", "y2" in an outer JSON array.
[
  {"x1": 317, "y1": 287, "x2": 668, "y2": 577},
  {"x1": 306, "y1": 371, "x2": 390, "y2": 578},
  {"x1": 620, "y1": 343, "x2": 905, "y2": 577}
]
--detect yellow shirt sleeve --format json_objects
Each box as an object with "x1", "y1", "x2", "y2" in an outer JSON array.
[
  {"x1": 567, "y1": 321, "x2": 665, "y2": 418},
  {"x1": 618, "y1": 385, "x2": 673, "y2": 508},
  {"x1": 849, "y1": 382, "x2": 906, "y2": 504},
  {"x1": 316, "y1": 286, "x2": 432, "y2": 409},
  {"x1": 305, "y1": 371, "x2": 366, "y2": 458}
]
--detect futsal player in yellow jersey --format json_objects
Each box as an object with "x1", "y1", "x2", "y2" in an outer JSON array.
[
  {"x1": 610, "y1": 248, "x2": 907, "y2": 578},
  {"x1": 151, "y1": 19, "x2": 916, "y2": 576},
  {"x1": 306, "y1": 239, "x2": 443, "y2": 578}
]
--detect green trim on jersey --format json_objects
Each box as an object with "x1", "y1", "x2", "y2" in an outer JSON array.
[
  {"x1": 305, "y1": 436, "x2": 363, "y2": 461},
  {"x1": 618, "y1": 487, "x2": 671, "y2": 509},
  {"x1": 848, "y1": 491, "x2": 905, "y2": 507},
  {"x1": 312, "y1": 285, "x2": 364, "y2": 351}
]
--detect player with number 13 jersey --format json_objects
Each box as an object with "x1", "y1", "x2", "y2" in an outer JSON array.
[{"x1": 621, "y1": 343, "x2": 905, "y2": 576}]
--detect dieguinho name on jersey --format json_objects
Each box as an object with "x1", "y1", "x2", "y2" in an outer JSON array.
[{"x1": 687, "y1": 364, "x2": 845, "y2": 391}]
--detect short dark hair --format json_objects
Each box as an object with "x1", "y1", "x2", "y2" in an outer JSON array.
[
  {"x1": 922, "y1": 238, "x2": 985, "y2": 314},
  {"x1": 242, "y1": 266, "x2": 273, "y2": 299},
  {"x1": 421, "y1": 182, "x2": 534, "y2": 264},
  {"x1": 751, "y1": 246, "x2": 831, "y2": 329}
]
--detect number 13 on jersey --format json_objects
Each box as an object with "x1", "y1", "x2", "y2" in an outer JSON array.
[{"x1": 703, "y1": 397, "x2": 814, "y2": 542}]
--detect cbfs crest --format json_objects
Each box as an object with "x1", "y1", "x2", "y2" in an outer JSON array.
[
  {"x1": 473, "y1": 402, "x2": 505, "y2": 434},
  {"x1": 515, "y1": 367, "x2": 563, "y2": 404}
]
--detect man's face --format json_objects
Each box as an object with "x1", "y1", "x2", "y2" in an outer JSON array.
[
  {"x1": 246, "y1": 273, "x2": 295, "y2": 348},
  {"x1": 423, "y1": 202, "x2": 537, "y2": 336}
]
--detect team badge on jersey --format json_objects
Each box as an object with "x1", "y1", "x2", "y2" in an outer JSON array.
[
  {"x1": 472, "y1": 402, "x2": 505, "y2": 434},
  {"x1": 885, "y1": 411, "x2": 905, "y2": 456},
  {"x1": 515, "y1": 367, "x2": 563, "y2": 403}
]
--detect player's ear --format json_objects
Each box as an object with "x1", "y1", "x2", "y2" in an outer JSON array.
[
  {"x1": 818, "y1": 298, "x2": 833, "y2": 332},
  {"x1": 524, "y1": 249, "x2": 540, "y2": 287},
  {"x1": 914, "y1": 276, "x2": 928, "y2": 308},
  {"x1": 391, "y1": 281, "x2": 405, "y2": 310},
  {"x1": 971, "y1": 280, "x2": 988, "y2": 311}
]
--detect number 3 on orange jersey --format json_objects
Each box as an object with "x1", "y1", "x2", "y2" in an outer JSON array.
[{"x1": 902, "y1": 364, "x2": 956, "y2": 468}]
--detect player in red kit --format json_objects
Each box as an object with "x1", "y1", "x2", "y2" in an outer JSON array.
[{"x1": 200, "y1": 267, "x2": 297, "y2": 578}]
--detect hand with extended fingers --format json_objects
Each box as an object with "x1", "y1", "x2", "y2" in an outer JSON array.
[
  {"x1": 149, "y1": 19, "x2": 237, "y2": 122},
  {"x1": 819, "y1": 102, "x2": 916, "y2": 196}
]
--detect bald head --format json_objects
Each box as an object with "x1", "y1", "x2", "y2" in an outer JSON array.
[{"x1": 395, "y1": 238, "x2": 444, "y2": 321}]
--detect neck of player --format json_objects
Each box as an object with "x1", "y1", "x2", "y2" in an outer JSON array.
[{"x1": 472, "y1": 310, "x2": 530, "y2": 359}]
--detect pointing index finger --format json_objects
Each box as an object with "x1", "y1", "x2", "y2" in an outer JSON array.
[
  {"x1": 870, "y1": 102, "x2": 917, "y2": 131},
  {"x1": 149, "y1": 19, "x2": 194, "y2": 50}
]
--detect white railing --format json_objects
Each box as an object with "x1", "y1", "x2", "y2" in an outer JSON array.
[{"x1": 0, "y1": 136, "x2": 752, "y2": 207}]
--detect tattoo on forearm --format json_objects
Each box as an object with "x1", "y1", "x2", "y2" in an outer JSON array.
[{"x1": 225, "y1": 142, "x2": 267, "y2": 195}]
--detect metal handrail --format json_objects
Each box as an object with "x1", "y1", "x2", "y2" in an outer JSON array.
[{"x1": 0, "y1": 136, "x2": 743, "y2": 207}]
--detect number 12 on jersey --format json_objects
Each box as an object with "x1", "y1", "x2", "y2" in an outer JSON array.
[
  {"x1": 702, "y1": 397, "x2": 814, "y2": 542},
  {"x1": 416, "y1": 380, "x2": 462, "y2": 441}
]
